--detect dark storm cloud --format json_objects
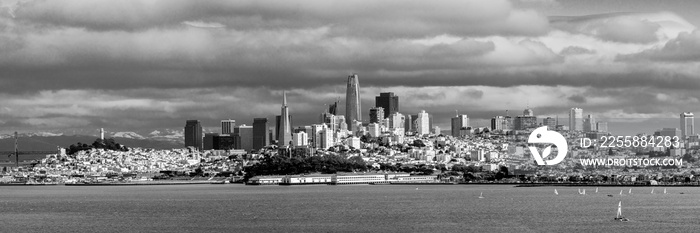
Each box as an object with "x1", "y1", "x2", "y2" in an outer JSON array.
[{"x1": 0, "y1": 0, "x2": 698, "y2": 134}]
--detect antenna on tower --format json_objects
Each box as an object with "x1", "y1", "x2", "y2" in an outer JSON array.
[{"x1": 455, "y1": 109, "x2": 458, "y2": 117}]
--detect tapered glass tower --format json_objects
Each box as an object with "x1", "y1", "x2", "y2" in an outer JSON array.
[{"x1": 346, "y1": 74, "x2": 361, "y2": 132}]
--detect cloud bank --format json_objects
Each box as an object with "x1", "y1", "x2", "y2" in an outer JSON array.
[{"x1": 0, "y1": 0, "x2": 698, "y2": 134}]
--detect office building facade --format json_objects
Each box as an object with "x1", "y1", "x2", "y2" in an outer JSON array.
[
  {"x1": 375, "y1": 92, "x2": 398, "y2": 119},
  {"x1": 253, "y1": 118, "x2": 269, "y2": 151},
  {"x1": 569, "y1": 108, "x2": 583, "y2": 131},
  {"x1": 681, "y1": 112, "x2": 694, "y2": 139},
  {"x1": 451, "y1": 114, "x2": 469, "y2": 137},
  {"x1": 184, "y1": 120, "x2": 203, "y2": 151}
]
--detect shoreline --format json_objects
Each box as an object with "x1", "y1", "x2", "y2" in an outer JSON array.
[{"x1": 2, "y1": 181, "x2": 698, "y2": 187}]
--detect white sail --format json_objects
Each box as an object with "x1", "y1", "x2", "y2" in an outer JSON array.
[
  {"x1": 617, "y1": 201, "x2": 622, "y2": 218},
  {"x1": 582, "y1": 189, "x2": 586, "y2": 195},
  {"x1": 479, "y1": 192, "x2": 484, "y2": 198},
  {"x1": 555, "y1": 189, "x2": 558, "y2": 195},
  {"x1": 664, "y1": 188, "x2": 667, "y2": 194},
  {"x1": 596, "y1": 187, "x2": 598, "y2": 193},
  {"x1": 651, "y1": 189, "x2": 654, "y2": 194},
  {"x1": 629, "y1": 188, "x2": 632, "y2": 194},
  {"x1": 620, "y1": 189, "x2": 623, "y2": 195},
  {"x1": 578, "y1": 188, "x2": 581, "y2": 194}
]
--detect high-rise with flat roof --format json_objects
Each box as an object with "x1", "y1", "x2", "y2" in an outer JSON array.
[
  {"x1": 253, "y1": 118, "x2": 269, "y2": 150},
  {"x1": 596, "y1": 122, "x2": 608, "y2": 133},
  {"x1": 583, "y1": 115, "x2": 595, "y2": 132},
  {"x1": 221, "y1": 119, "x2": 235, "y2": 134},
  {"x1": 345, "y1": 74, "x2": 361, "y2": 132},
  {"x1": 184, "y1": 120, "x2": 203, "y2": 151},
  {"x1": 569, "y1": 108, "x2": 583, "y2": 131},
  {"x1": 389, "y1": 112, "x2": 405, "y2": 130},
  {"x1": 451, "y1": 114, "x2": 469, "y2": 137},
  {"x1": 681, "y1": 112, "x2": 694, "y2": 139},
  {"x1": 491, "y1": 116, "x2": 513, "y2": 131},
  {"x1": 375, "y1": 92, "x2": 398, "y2": 119},
  {"x1": 369, "y1": 107, "x2": 384, "y2": 123},
  {"x1": 416, "y1": 110, "x2": 430, "y2": 135},
  {"x1": 234, "y1": 124, "x2": 254, "y2": 152},
  {"x1": 543, "y1": 117, "x2": 556, "y2": 130}
]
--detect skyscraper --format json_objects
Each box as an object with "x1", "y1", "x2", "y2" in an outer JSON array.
[
  {"x1": 596, "y1": 122, "x2": 608, "y2": 133},
  {"x1": 543, "y1": 117, "x2": 556, "y2": 129},
  {"x1": 451, "y1": 114, "x2": 469, "y2": 137},
  {"x1": 221, "y1": 119, "x2": 235, "y2": 134},
  {"x1": 514, "y1": 116, "x2": 537, "y2": 130},
  {"x1": 346, "y1": 74, "x2": 361, "y2": 132},
  {"x1": 416, "y1": 110, "x2": 430, "y2": 135},
  {"x1": 369, "y1": 107, "x2": 384, "y2": 123},
  {"x1": 234, "y1": 124, "x2": 254, "y2": 152},
  {"x1": 569, "y1": 108, "x2": 583, "y2": 131},
  {"x1": 375, "y1": 92, "x2": 398, "y2": 118},
  {"x1": 491, "y1": 116, "x2": 512, "y2": 131},
  {"x1": 253, "y1": 118, "x2": 269, "y2": 150},
  {"x1": 389, "y1": 112, "x2": 405, "y2": 130},
  {"x1": 583, "y1": 115, "x2": 595, "y2": 132},
  {"x1": 184, "y1": 120, "x2": 203, "y2": 151},
  {"x1": 681, "y1": 112, "x2": 694, "y2": 139},
  {"x1": 293, "y1": 131, "x2": 308, "y2": 147},
  {"x1": 275, "y1": 115, "x2": 293, "y2": 141},
  {"x1": 328, "y1": 100, "x2": 338, "y2": 115},
  {"x1": 278, "y1": 92, "x2": 293, "y2": 147}
]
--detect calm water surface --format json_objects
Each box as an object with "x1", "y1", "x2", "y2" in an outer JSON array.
[{"x1": 1, "y1": 184, "x2": 699, "y2": 232}]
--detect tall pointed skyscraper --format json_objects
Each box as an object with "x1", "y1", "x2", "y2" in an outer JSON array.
[
  {"x1": 278, "y1": 91, "x2": 293, "y2": 147},
  {"x1": 346, "y1": 74, "x2": 361, "y2": 132}
]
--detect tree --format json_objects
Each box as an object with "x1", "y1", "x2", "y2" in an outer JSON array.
[
  {"x1": 412, "y1": 139, "x2": 426, "y2": 147},
  {"x1": 499, "y1": 166, "x2": 509, "y2": 177},
  {"x1": 682, "y1": 154, "x2": 696, "y2": 163}
]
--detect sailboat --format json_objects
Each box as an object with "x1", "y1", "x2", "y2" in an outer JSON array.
[
  {"x1": 628, "y1": 188, "x2": 632, "y2": 194},
  {"x1": 651, "y1": 189, "x2": 654, "y2": 194},
  {"x1": 664, "y1": 188, "x2": 667, "y2": 194},
  {"x1": 619, "y1": 189, "x2": 623, "y2": 196},
  {"x1": 596, "y1": 187, "x2": 598, "y2": 193},
  {"x1": 554, "y1": 189, "x2": 558, "y2": 195},
  {"x1": 582, "y1": 189, "x2": 586, "y2": 195},
  {"x1": 478, "y1": 192, "x2": 484, "y2": 199},
  {"x1": 614, "y1": 201, "x2": 629, "y2": 222},
  {"x1": 578, "y1": 188, "x2": 582, "y2": 194}
]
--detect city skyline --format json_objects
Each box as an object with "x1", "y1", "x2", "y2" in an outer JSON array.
[{"x1": 1, "y1": 1, "x2": 700, "y2": 137}]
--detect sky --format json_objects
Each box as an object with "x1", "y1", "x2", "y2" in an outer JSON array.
[{"x1": 1, "y1": 0, "x2": 700, "y2": 136}]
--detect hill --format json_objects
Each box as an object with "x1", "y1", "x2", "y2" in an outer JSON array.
[{"x1": 0, "y1": 135, "x2": 183, "y2": 151}]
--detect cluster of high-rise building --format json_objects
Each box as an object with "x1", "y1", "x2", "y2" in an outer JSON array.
[
  {"x1": 183, "y1": 72, "x2": 700, "y2": 153},
  {"x1": 183, "y1": 74, "x2": 458, "y2": 153},
  {"x1": 487, "y1": 107, "x2": 611, "y2": 137}
]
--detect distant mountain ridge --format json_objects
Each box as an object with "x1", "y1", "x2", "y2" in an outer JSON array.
[{"x1": 0, "y1": 135, "x2": 184, "y2": 151}]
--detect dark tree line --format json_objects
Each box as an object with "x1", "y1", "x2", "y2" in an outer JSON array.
[
  {"x1": 244, "y1": 154, "x2": 368, "y2": 180},
  {"x1": 67, "y1": 138, "x2": 129, "y2": 155}
]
